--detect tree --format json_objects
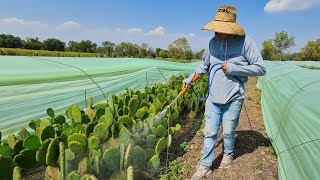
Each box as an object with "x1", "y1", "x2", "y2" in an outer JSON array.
[
  {"x1": 43, "y1": 38, "x2": 65, "y2": 51},
  {"x1": 159, "y1": 50, "x2": 168, "y2": 58},
  {"x1": 195, "y1": 49, "x2": 205, "y2": 60},
  {"x1": 261, "y1": 39, "x2": 275, "y2": 60},
  {"x1": 67, "y1": 40, "x2": 97, "y2": 53},
  {"x1": 113, "y1": 42, "x2": 139, "y2": 57},
  {"x1": 168, "y1": 37, "x2": 193, "y2": 60},
  {"x1": 273, "y1": 31, "x2": 295, "y2": 56},
  {"x1": 0, "y1": 34, "x2": 23, "y2": 48},
  {"x1": 299, "y1": 38, "x2": 320, "y2": 61},
  {"x1": 22, "y1": 37, "x2": 43, "y2": 50},
  {"x1": 100, "y1": 41, "x2": 115, "y2": 57}
]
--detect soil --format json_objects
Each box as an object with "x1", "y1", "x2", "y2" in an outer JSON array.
[{"x1": 161, "y1": 77, "x2": 278, "y2": 180}]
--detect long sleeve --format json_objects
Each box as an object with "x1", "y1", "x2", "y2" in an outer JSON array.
[
  {"x1": 183, "y1": 48, "x2": 210, "y2": 85},
  {"x1": 226, "y1": 39, "x2": 266, "y2": 77}
]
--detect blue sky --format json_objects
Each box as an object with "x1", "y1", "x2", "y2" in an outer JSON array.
[{"x1": 0, "y1": 0, "x2": 320, "y2": 52}]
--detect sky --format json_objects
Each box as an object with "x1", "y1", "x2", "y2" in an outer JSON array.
[{"x1": 0, "y1": 0, "x2": 320, "y2": 52}]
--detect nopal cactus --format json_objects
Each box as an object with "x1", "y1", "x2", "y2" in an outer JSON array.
[
  {"x1": 118, "y1": 115, "x2": 132, "y2": 128},
  {"x1": 40, "y1": 125, "x2": 55, "y2": 142},
  {"x1": 102, "y1": 147, "x2": 120, "y2": 171},
  {"x1": 13, "y1": 167, "x2": 21, "y2": 180},
  {"x1": 135, "y1": 108, "x2": 145, "y2": 119},
  {"x1": 18, "y1": 128, "x2": 30, "y2": 141},
  {"x1": 146, "y1": 134, "x2": 157, "y2": 148},
  {"x1": 47, "y1": 108, "x2": 55, "y2": 118},
  {"x1": 155, "y1": 137, "x2": 166, "y2": 156},
  {"x1": 68, "y1": 133, "x2": 88, "y2": 156},
  {"x1": 36, "y1": 139, "x2": 51, "y2": 164},
  {"x1": 147, "y1": 155, "x2": 160, "y2": 176},
  {"x1": 131, "y1": 146, "x2": 147, "y2": 170},
  {"x1": 7, "y1": 133, "x2": 16, "y2": 149},
  {"x1": 0, "y1": 155, "x2": 15, "y2": 180},
  {"x1": 46, "y1": 138, "x2": 60, "y2": 167},
  {"x1": 23, "y1": 135, "x2": 41, "y2": 150},
  {"x1": 156, "y1": 125, "x2": 167, "y2": 138},
  {"x1": 59, "y1": 142, "x2": 66, "y2": 180},
  {"x1": 0, "y1": 145, "x2": 15, "y2": 156},
  {"x1": 128, "y1": 98, "x2": 139, "y2": 116},
  {"x1": 93, "y1": 123, "x2": 109, "y2": 142},
  {"x1": 88, "y1": 135, "x2": 100, "y2": 151},
  {"x1": 14, "y1": 149, "x2": 40, "y2": 169}
]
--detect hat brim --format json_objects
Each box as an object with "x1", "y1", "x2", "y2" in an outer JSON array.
[{"x1": 202, "y1": 20, "x2": 245, "y2": 36}]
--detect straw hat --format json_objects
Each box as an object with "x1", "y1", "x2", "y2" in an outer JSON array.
[{"x1": 202, "y1": 5, "x2": 245, "y2": 36}]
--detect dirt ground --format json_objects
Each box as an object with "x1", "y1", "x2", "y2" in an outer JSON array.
[{"x1": 163, "y1": 77, "x2": 278, "y2": 180}]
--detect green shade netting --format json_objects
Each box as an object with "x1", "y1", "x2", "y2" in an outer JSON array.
[
  {"x1": 257, "y1": 61, "x2": 320, "y2": 180},
  {"x1": 0, "y1": 56, "x2": 199, "y2": 136}
]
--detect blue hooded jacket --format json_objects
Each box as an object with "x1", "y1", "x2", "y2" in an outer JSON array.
[{"x1": 183, "y1": 35, "x2": 266, "y2": 104}]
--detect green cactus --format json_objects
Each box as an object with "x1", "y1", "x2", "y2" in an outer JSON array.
[
  {"x1": 131, "y1": 146, "x2": 147, "y2": 170},
  {"x1": 14, "y1": 149, "x2": 40, "y2": 169},
  {"x1": 40, "y1": 125, "x2": 55, "y2": 142},
  {"x1": 157, "y1": 93, "x2": 166, "y2": 103},
  {"x1": 85, "y1": 122, "x2": 95, "y2": 137},
  {"x1": 118, "y1": 128, "x2": 130, "y2": 147},
  {"x1": 88, "y1": 97, "x2": 93, "y2": 108},
  {"x1": 120, "y1": 143, "x2": 125, "y2": 170},
  {"x1": 145, "y1": 148, "x2": 156, "y2": 160},
  {"x1": 93, "y1": 123, "x2": 109, "y2": 142},
  {"x1": 78, "y1": 157, "x2": 90, "y2": 176},
  {"x1": 71, "y1": 105, "x2": 82, "y2": 123},
  {"x1": 124, "y1": 143, "x2": 132, "y2": 169},
  {"x1": 123, "y1": 105, "x2": 129, "y2": 115},
  {"x1": 45, "y1": 166, "x2": 60, "y2": 180},
  {"x1": 53, "y1": 115, "x2": 66, "y2": 125},
  {"x1": 81, "y1": 114, "x2": 90, "y2": 124},
  {"x1": 103, "y1": 107, "x2": 114, "y2": 127},
  {"x1": 118, "y1": 115, "x2": 132, "y2": 128},
  {"x1": 171, "y1": 109, "x2": 179, "y2": 120},
  {"x1": 0, "y1": 155, "x2": 15, "y2": 180},
  {"x1": 151, "y1": 127, "x2": 157, "y2": 137},
  {"x1": 13, "y1": 140, "x2": 24, "y2": 154},
  {"x1": 80, "y1": 174, "x2": 97, "y2": 180},
  {"x1": 103, "y1": 147, "x2": 120, "y2": 171},
  {"x1": 18, "y1": 128, "x2": 30, "y2": 141},
  {"x1": 68, "y1": 133, "x2": 88, "y2": 156},
  {"x1": 157, "y1": 125, "x2": 167, "y2": 138},
  {"x1": 146, "y1": 134, "x2": 157, "y2": 148},
  {"x1": 188, "y1": 111, "x2": 197, "y2": 119},
  {"x1": 46, "y1": 138, "x2": 60, "y2": 167},
  {"x1": 0, "y1": 145, "x2": 15, "y2": 156},
  {"x1": 128, "y1": 98, "x2": 139, "y2": 116},
  {"x1": 149, "y1": 104, "x2": 156, "y2": 115},
  {"x1": 36, "y1": 139, "x2": 51, "y2": 164},
  {"x1": 88, "y1": 136, "x2": 100, "y2": 151},
  {"x1": 13, "y1": 167, "x2": 21, "y2": 180},
  {"x1": 136, "y1": 120, "x2": 144, "y2": 133},
  {"x1": 65, "y1": 149, "x2": 75, "y2": 161},
  {"x1": 94, "y1": 102, "x2": 108, "y2": 110},
  {"x1": 124, "y1": 95, "x2": 130, "y2": 105},
  {"x1": 7, "y1": 133, "x2": 16, "y2": 149},
  {"x1": 127, "y1": 166, "x2": 134, "y2": 180},
  {"x1": 175, "y1": 124, "x2": 182, "y2": 131},
  {"x1": 23, "y1": 135, "x2": 41, "y2": 150},
  {"x1": 47, "y1": 108, "x2": 55, "y2": 118},
  {"x1": 59, "y1": 142, "x2": 66, "y2": 180},
  {"x1": 109, "y1": 171, "x2": 126, "y2": 180},
  {"x1": 147, "y1": 155, "x2": 160, "y2": 176},
  {"x1": 140, "y1": 101, "x2": 150, "y2": 108},
  {"x1": 135, "y1": 108, "x2": 145, "y2": 119},
  {"x1": 95, "y1": 108, "x2": 105, "y2": 121},
  {"x1": 90, "y1": 150, "x2": 101, "y2": 174},
  {"x1": 68, "y1": 171, "x2": 80, "y2": 180},
  {"x1": 155, "y1": 137, "x2": 166, "y2": 155}
]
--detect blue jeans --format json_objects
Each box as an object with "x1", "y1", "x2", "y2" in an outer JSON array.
[{"x1": 200, "y1": 98, "x2": 244, "y2": 169}]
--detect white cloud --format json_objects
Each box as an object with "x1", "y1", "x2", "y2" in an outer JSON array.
[
  {"x1": 56, "y1": 21, "x2": 81, "y2": 31},
  {"x1": 265, "y1": 0, "x2": 320, "y2": 13},
  {"x1": 145, "y1": 26, "x2": 165, "y2": 37},
  {"x1": 128, "y1": 28, "x2": 143, "y2": 33},
  {"x1": 189, "y1": 33, "x2": 195, "y2": 38}
]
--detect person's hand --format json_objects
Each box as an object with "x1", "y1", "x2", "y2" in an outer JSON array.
[
  {"x1": 221, "y1": 62, "x2": 228, "y2": 73},
  {"x1": 183, "y1": 82, "x2": 191, "y2": 88}
]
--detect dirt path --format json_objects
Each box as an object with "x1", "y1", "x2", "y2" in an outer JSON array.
[{"x1": 163, "y1": 77, "x2": 278, "y2": 180}]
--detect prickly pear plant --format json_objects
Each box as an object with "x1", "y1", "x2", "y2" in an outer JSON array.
[
  {"x1": 90, "y1": 150, "x2": 101, "y2": 174},
  {"x1": 157, "y1": 125, "x2": 167, "y2": 138},
  {"x1": 68, "y1": 133, "x2": 88, "y2": 156},
  {"x1": 118, "y1": 128, "x2": 130, "y2": 147},
  {"x1": 135, "y1": 107, "x2": 145, "y2": 119},
  {"x1": 155, "y1": 137, "x2": 166, "y2": 156},
  {"x1": 118, "y1": 115, "x2": 132, "y2": 128},
  {"x1": 45, "y1": 166, "x2": 60, "y2": 180},
  {"x1": 0, "y1": 145, "x2": 14, "y2": 157},
  {"x1": 59, "y1": 142, "x2": 66, "y2": 180},
  {"x1": 109, "y1": 171, "x2": 126, "y2": 180},
  {"x1": 88, "y1": 97, "x2": 93, "y2": 109},
  {"x1": 127, "y1": 166, "x2": 134, "y2": 180},
  {"x1": 7, "y1": 133, "x2": 16, "y2": 149},
  {"x1": 103, "y1": 147, "x2": 120, "y2": 171},
  {"x1": 36, "y1": 139, "x2": 51, "y2": 164},
  {"x1": 124, "y1": 143, "x2": 132, "y2": 169},
  {"x1": 146, "y1": 134, "x2": 157, "y2": 148},
  {"x1": 147, "y1": 155, "x2": 160, "y2": 176},
  {"x1": 145, "y1": 148, "x2": 156, "y2": 159},
  {"x1": 14, "y1": 149, "x2": 40, "y2": 169},
  {"x1": 119, "y1": 143, "x2": 125, "y2": 170},
  {"x1": 78, "y1": 157, "x2": 90, "y2": 176},
  {"x1": 68, "y1": 171, "x2": 80, "y2": 180},
  {"x1": 13, "y1": 167, "x2": 21, "y2": 180},
  {"x1": 128, "y1": 98, "x2": 139, "y2": 116},
  {"x1": 157, "y1": 93, "x2": 166, "y2": 103},
  {"x1": 40, "y1": 125, "x2": 55, "y2": 142},
  {"x1": 102, "y1": 107, "x2": 114, "y2": 128},
  {"x1": 19, "y1": 128, "x2": 30, "y2": 141},
  {"x1": 131, "y1": 146, "x2": 147, "y2": 170},
  {"x1": 13, "y1": 140, "x2": 24, "y2": 154},
  {"x1": 46, "y1": 138, "x2": 60, "y2": 167},
  {"x1": 47, "y1": 108, "x2": 55, "y2": 118},
  {"x1": 0, "y1": 155, "x2": 15, "y2": 180},
  {"x1": 53, "y1": 115, "x2": 66, "y2": 125},
  {"x1": 80, "y1": 174, "x2": 97, "y2": 180},
  {"x1": 65, "y1": 149, "x2": 75, "y2": 161},
  {"x1": 88, "y1": 136, "x2": 99, "y2": 151},
  {"x1": 23, "y1": 135, "x2": 41, "y2": 150},
  {"x1": 93, "y1": 123, "x2": 109, "y2": 142},
  {"x1": 85, "y1": 122, "x2": 95, "y2": 137}
]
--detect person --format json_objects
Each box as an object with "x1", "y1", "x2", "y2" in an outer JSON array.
[{"x1": 182, "y1": 5, "x2": 266, "y2": 180}]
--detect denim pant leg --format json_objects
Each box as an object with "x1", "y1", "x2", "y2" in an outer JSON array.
[
  {"x1": 222, "y1": 98, "x2": 244, "y2": 158},
  {"x1": 200, "y1": 100, "x2": 222, "y2": 169}
]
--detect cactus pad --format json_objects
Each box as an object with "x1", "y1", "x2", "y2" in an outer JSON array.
[
  {"x1": 155, "y1": 137, "x2": 166, "y2": 155},
  {"x1": 131, "y1": 146, "x2": 147, "y2": 170},
  {"x1": 156, "y1": 125, "x2": 167, "y2": 138},
  {"x1": 128, "y1": 98, "x2": 139, "y2": 115},
  {"x1": 0, "y1": 145, "x2": 15, "y2": 156},
  {"x1": 88, "y1": 136, "x2": 100, "y2": 151},
  {"x1": 0, "y1": 155, "x2": 15, "y2": 180},
  {"x1": 93, "y1": 123, "x2": 109, "y2": 142},
  {"x1": 40, "y1": 125, "x2": 55, "y2": 142},
  {"x1": 147, "y1": 155, "x2": 160, "y2": 176},
  {"x1": 23, "y1": 135, "x2": 41, "y2": 150},
  {"x1": 46, "y1": 138, "x2": 60, "y2": 167},
  {"x1": 146, "y1": 134, "x2": 157, "y2": 148},
  {"x1": 103, "y1": 147, "x2": 120, "y2": 171},
  {"x1": 18, "y1": 128, "x2": 30, "y2": 141}
]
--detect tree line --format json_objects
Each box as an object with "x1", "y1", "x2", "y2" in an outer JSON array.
[
  {"x1": 0, "y1": 34, "x2": 203, "y2": 60},
  {"x1": 1, "y1": 32, "x2": 319, "y2": 61}
]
